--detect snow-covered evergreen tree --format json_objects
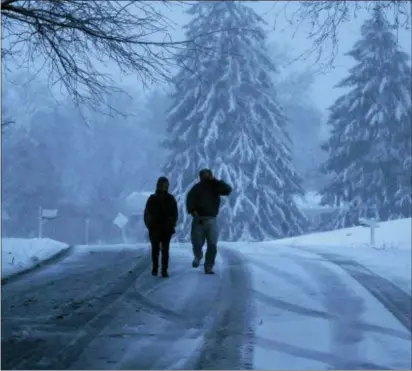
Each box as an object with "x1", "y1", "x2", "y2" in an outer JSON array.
[
  {"x1": 320, "y1": 5, "x2": 412, "y2": 228},
  {"x1": 163, "y1": 1, "x2": 307, "y2": 241}
]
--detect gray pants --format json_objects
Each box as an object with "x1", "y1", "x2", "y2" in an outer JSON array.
[{"x1": 191, "y1": 217, "x2": 218, "y2": 269}]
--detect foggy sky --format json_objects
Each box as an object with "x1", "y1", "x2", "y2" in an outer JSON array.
[
  {"x1": 152, "y1": 1, "x2": 411, "y2": 115},
  {"x1": 5, "y1": 1, "x2": 411, "y2": 120}
]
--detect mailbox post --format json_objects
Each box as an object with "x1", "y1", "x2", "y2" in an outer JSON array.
[
  {"x1": 358, "y1": 217, "x2": 380, "y2": 247},
  {"x1": 85, "y1": 218, "x2": 90, "y2": 245},
  {"x1": 38, "y1": 207, "x2": 59, "y2": 239}
]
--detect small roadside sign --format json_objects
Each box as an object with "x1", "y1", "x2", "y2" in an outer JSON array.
[
  {"x1": 42, "y1": 209, "x2": 59, "y2": 219},
  {"x1": 113, "y1": 212, "x2": 128, "y2": 229}
]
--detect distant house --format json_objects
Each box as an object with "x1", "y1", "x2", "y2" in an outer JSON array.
[
  {"x1": 293, "y1": 191, "x2": 346, "y2": 231},
  {"x1": 122, "y1": 191, "x2": 152, "y2": 242}
]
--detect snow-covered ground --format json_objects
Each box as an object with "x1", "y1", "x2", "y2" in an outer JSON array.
[
  {"x1": 2, "y1": 238, "x2": 70, "y2": 279},
  {"x1": 2, "y1": 218, "x2": 411, "y2": 369},
  {"x1": 268, "y1": 217, "x2": 411, "y2": 294},
  {"x1": 224, "y1": 217, "x2": 411, "y2": 369}
]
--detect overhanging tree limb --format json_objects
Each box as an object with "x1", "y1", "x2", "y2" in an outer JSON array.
[
  {"x1": 271, "y1": 1, "x2": 411, "y2": 71},
  {"x1": 1, "y1": 0, "x2": 216, "y2": 113},
  {"x1": 2, "y1": 0, "x2": 259, "y2": 116}
]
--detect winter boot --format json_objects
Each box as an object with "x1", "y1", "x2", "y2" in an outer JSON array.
[
  {"x1": 161, "y1": 270, "x2": 169, "y2": 278},
  {"x1": 192, "y1": 253, "x2": 204, "y2": 268},
  {"x1": 204, "y1": 265, "x2": 215, "y2": 275}
]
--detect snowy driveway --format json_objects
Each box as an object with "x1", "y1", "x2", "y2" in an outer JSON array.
[{"x1": 2, "y1": 243, "x2": 411, "y2": 370}]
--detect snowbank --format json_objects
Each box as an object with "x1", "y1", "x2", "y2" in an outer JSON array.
[
  {"x1": 223, "y1": 218, "x2": 411, "y2": 369},
  {"x1": 2, "y1": 238, "x2": 70, "y2": 280},
  {"x1": 231, "y1": 218, "x2": 411, "y2": 295},
  {"x1": 270, "y1": 217, "x2": 412, "y2": 251}
]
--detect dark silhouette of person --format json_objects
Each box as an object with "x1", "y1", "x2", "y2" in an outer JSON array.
[
  {"x1": 144, "y1": 177, "x2": 178, "y2": 277},
  {"x1": 186, "y1": 169, "x2": 232, "y2": 274}
]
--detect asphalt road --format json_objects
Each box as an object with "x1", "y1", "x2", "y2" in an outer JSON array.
[{"x1": 2, "y1": 245, "x2": 254, "y2": 370}]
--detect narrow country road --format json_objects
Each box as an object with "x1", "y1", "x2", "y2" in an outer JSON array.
[
  {"x1": 3, "y1": 243, "x2": 411, "y2": 370},
  {"x1": 1, "y1": 245, "x2": 254, "y2": 370}
]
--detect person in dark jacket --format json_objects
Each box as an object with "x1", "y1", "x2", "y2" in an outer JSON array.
[
  {"x1": 144, "y1": 177, "x2": 178, "y2": 278},
  {"x1": 186, "y1": 168, "x2": 232, "y2": 274}
]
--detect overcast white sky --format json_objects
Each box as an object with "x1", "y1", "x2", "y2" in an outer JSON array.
[
  {"x1": 5, "y1": 1, "x2": 410, "y2": 121},
  {"x1": 129, "y1": 1, "x2": 411, "y2": 118}
]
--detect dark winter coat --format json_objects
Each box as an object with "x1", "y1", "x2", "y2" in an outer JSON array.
[
  {"x1": 144, "y1": 191, "x2": 178, "y2": 236},
  {"x1": 186, "y1": 178, "x2": 232, "y2": 218}
]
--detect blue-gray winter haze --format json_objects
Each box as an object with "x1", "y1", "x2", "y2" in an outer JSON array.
[
  {"x1": 2, "y1": 2, "x2": 412, "y2": 369},
  {"x1": 3, "y1": 0, "x2": 410, "y2": 243}
]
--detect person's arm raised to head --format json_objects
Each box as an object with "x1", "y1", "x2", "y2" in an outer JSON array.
[{"x1": 212, "y1": 178, "x2": 232, "y2": 196}]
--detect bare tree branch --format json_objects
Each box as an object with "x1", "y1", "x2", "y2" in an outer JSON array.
[
  {"x1": 0, "y1": 1, "x2": 216, "y2": 115},
  {"x1": 1, "y1": 117, "x2": 15, "y2": 134},
  {"x1": 271, "y1": 1, "x2": 411, "y2": 72},
  {"x1": 2, "y1": 0, "x2": 261, "y2": 117}
]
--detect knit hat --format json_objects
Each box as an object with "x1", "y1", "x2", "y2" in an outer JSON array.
[{"x1": 156, "y1": 176, "x2": 169, "y2": 190}]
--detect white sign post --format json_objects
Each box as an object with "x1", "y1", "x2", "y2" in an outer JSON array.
[
  {"x1": 38, "y1": 207, "x2": 59, "y2": 239},
  {"x1": 358, "y1": 218, "x2": 380, "y2": 247},
  {"x1": 85, "y1": 218, "x2": 90, "y2": 245},
  {"x1": 113, "y1": 212, "x2": 129, "y2": 243},
  {"x1": 38, "y1": 207, "x2": 43, "y2": 239}
]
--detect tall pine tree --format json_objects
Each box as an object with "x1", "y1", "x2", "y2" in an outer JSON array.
[
  {"x1": 320, "y1": 5, "x2": 412, "y2": 228},
  {"x1": 163, "y1": 1, "x2": 307, "y2": 241}
]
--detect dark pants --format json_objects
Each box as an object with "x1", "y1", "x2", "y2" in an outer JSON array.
[
  {"x1": 191, "y1": 217, "x2": 218, "y2": 270},
  {"x1": 149, "y1": 230, "x2": 172, "y2": 273}
]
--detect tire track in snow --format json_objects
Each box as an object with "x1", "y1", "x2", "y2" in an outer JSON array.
[
  {"x1": 188, "y1": 247, "x2": 255, "y2": 370},
  {"x1": 2, "y1": 252, "x2": 152, "y2": 370},
  {"x1": 316, "y1": 251, "x2": 412, "y2": 334},
  {"x1": 291, "y1": 256, "x2": 367, "y2": 370},
  {"x1": 247, "y1": 256, "x2": 318, "y2": 296},
  {"x1": 2, "y1": 248, "x2": 142, "y2": 301},
  {"x1": 289, "y1": 247, "x2": 411, "y2": 369}
]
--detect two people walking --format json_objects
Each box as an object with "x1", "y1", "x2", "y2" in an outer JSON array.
[{"x1": 143, "y1": 169, "x2": 232, "y2": 277}]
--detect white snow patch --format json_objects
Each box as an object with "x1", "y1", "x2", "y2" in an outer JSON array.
[
  {"x1": 293, "y1": 191, "x2": 327, "y2": 210},
  {"x1": 269, "y1": 217, "x2": 411, "y2": 251},
  {"x1": 222, "y1": 218, "x2": 411, "y2": 369},
  {"x1": 2, "y1": 238, "x2": 69, "y2": 279},
  {"x1": 229, "y1": 217, "x2": 411, "y2": 295}
]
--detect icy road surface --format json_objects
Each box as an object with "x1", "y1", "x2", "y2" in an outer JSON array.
[
  {"x1": 2, "y1": 244, "x2": 411, "y2": 369},
  {"x1": 2, "y1": 246, "x2": 253, "y2": 370}
]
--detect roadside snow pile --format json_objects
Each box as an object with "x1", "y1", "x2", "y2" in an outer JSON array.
[
  {"x1": 256, "y1": 217, "x2": 411, "y2": 294},
  {"x1": 223, "y1": 218, "x2": 411, "y2": 369},
  {"x1": 2, "y1": 238, "x2": 69, "y2": 279},
  {"x1": 271, "y1": 217, "x2": 412, "y2": 250}
]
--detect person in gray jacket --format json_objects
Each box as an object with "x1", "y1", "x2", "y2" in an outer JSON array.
[{"x1": 186, "y1": 168, "x2": 232, "y2": 274}]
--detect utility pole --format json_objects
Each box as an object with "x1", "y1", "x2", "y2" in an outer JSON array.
[
  {"x1": 85, "y1": 218, "x2": 90, "y2": 245},
  {"x1": 38, "y1": 206, "x2": 43, "y2": 239}
]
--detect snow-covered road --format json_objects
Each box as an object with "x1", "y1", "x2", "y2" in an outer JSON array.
[
  {"x1": 2, "y1": 243, "x2": 411, "y2": 370},
  {"x1": 244, "y1": 245, "x2": 411, "y2": 370},
  {"x1": 2, "y1": 245, "x2": 254, "y2": 370}
]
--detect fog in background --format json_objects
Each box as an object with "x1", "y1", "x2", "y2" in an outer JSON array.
[{"x1": 2, "y1": 1, "x2": 411, "y2": 244}]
